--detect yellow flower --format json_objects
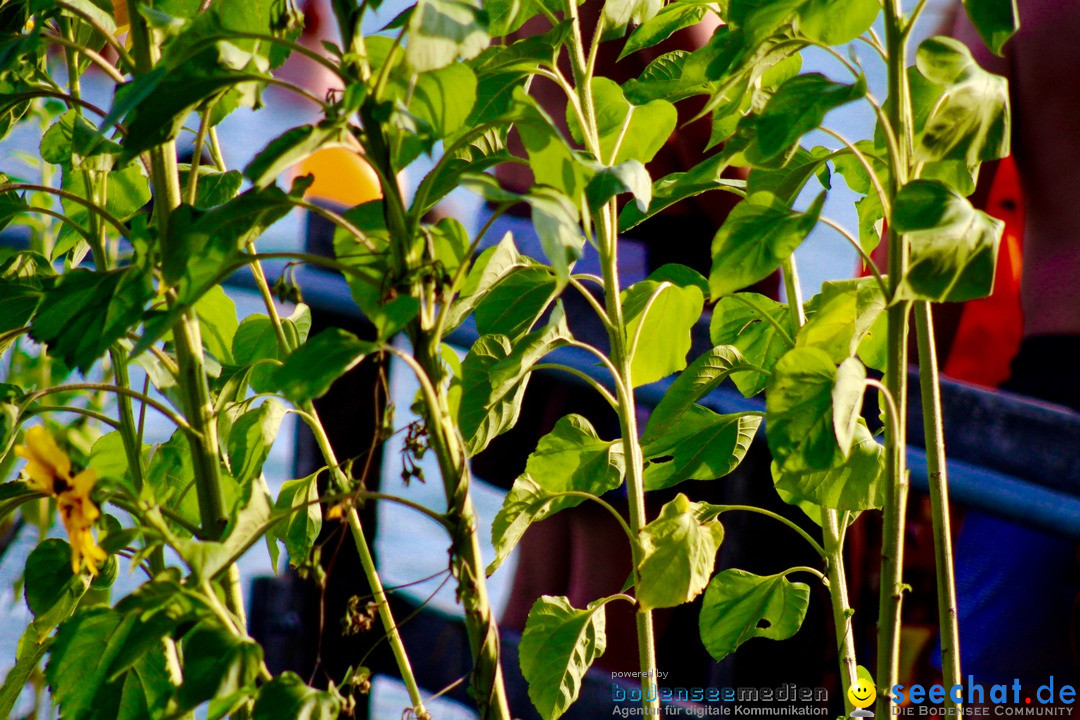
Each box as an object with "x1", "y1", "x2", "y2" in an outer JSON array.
[
  {"x1": 14, "y1": 427, "x2": 108, "y2": 575},
  {"x1": 15, "y1": 426, "x2": 72, "y2": 495},
  {"x1": 58, "y1": 469, "x2": 108, "y2": 575}
]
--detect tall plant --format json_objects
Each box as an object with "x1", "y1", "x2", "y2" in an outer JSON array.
[{"x1": 0, "y1": 0, "x2": 1016, "y2": 718}]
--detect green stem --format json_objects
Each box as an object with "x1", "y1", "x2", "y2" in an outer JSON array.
[
  {"x1": 408, "y1": 336, "x2": 511, "y2": 720},
  {"x1": 242, "y1": 200, "x2": 428, "y2": 715},
  {"x1": 127, "y1": 1, "x2": 240, "y2": 633},
  {"x1": 705, "y1": 504, "x2": 827, "y2": 559},
  {"x1": 599, "y1": 201, "x2": 659, "y2": 714},
  {"x1": 914, "y1": 302, "x2": 961, "y2": 710},
  {"x1": 783, "y1": 255, "x2": 860, "y2": 698},
  {"x1": 823, "y1": 510, "x2": 857, "y2": 711},
  {"x1": 345, "y1": 509, "x2": 429, "y2": 719},
  {"x1": 877, "y1": 0, "x2": 912, "y2": 712}
]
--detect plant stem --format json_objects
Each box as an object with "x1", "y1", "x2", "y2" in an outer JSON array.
[
  {"x1": 599, "y1": 201, "x2": 659, "y2": 715},
  {"x1": 304, "y1": 401, "x2": 429, "y2": 720},
  {"x1": 236, "y1": 166, "x2": 427, "y2": 712},
  {"x1": 783, "y1": 256, "x2": 859, "y2": 699},
  {"x1": 411, "y1": 334, "x2": 511, "y2": 720},
  {"x1": 127, "y1": 1, "x2": 237, "y2": 630},
  {"x1": 914, "y1": 302, "x2": 961, "y2": 710},
  {"x1": 823, "y1": 510, "x2": 857, "y2": 711},
  {"x1": 877, "y1": 0, "x2": 912, "y2": 712}
]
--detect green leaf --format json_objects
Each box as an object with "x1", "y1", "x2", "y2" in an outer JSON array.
[
  {"x1": 180, "y1": 168, "x2": 244, "y2": 209},
  {"x1": 525, "y1": 414, "x2": 625, "y2": 496},
  {"x1": 831, "y1": 357, "x2": 866, "y2": 457},
  {"x1": 0, "y1": 481, "x2": 41, "y2": 528},
  {"x1": 252, "y1": 672, "x2": 340, "y2": 720},
  {"x1": 30, "y1": 268, "x2": 153, "y2": 373},
  {"x1": 232, "y1": 304, "x2": 312, "y2": 394},
  {"x1": 56, "y1": 164, "x2": 151, "y2": 259},
  {"x1": 622, "y1": 50, "x2": 717, "y2": 105},
  {"x1": 406, "y1": 0, "x2": 489, "y2": 72},
  {"x1": 698, "y1": 568, "x2": 810, "y2": 661},
  {"x1": 709, "y1": 293, "x2": 794, "y2": 397},
  {"x1": 751, "y1": 73, "x2": 867, "y2": 163},
  {"x1": 163, "y1": 182, "x2": 307, "y2": 307},
  {"x1": 488, "y1": 306, "x2": 573, "y2": 403},
  {"x1": 410, "y1": 61, "x2": 478, "y2": 140},
  {"x1": 41, "y1": 111, "x2": 121, "y2": 169},
  {"x1": 643, "y1": 405, "x2": 761, "y2": 491},
  {"x1": 273, "y1": 473, "x2": 322, "y2": 567},
  {"x1": 891, "y1": 179, "x2": 1003, "y2": 302},
  {"x1": 195, "y1": 285, "x2": 239, "y2": 365},
  {"x1": 39, "y1": 582, "x2": 173, "y2": 714},
  {"x1": 746, "y1": 145, "x2": 834, "y2": 208},
  {"x1": 709, "y1": 194, "x2": 824, "y2": 298},
  {"x1": 728, "y1": 0, "x2": 802, "y2": 45},
  {"x1": 484, "y1": 0, "x2": 567, "y2": 36},
  {"x1": 622, "y1": 278, "x2": 705, "y2": 387},
  {"x1": 332, "y1": 201, "x2": 391, "y2": 319},
  {"x1": 508, "y1": 88, "x2": 593, "y2": 202},
  {"x1": 602, "y1": 0, "x2": 661, "y2": 38},
  {"x1": 368, "y1": 295, "x2": 420, "y2": 341},
  {"x1": 648, "y1": 263, "x2": 710, "y2": 299},
  {"x1": 567, "y1": 77, "x2": 678, "y2": 166},
  {"x1": 147, "y1": 431, "x2": 201, "y2": 531},
  {"x1": 488, "y1": 414, "x2": 625, "y2": 572},
  {"x1": 796, "y1": 278, "x2": 885, "y2": 363},
  {"x1": 525, "y1": 187, "x2": 584, "y2": 284},
  {"x1": 914, "y1": 36, "x2": 1010, "y2": 165},
  {"x1": 177, "y1": 621, "x2": 263, "y2": 712},
  {"x1": 765, "y1": 347, "x2": 843, "y2": 473},
  {"x1": 961, "y1": 0, "x2": 1018, "y2": 56},
  {"x1": 621, "y1": 3, "x2": 706, "y2": 58},
  {"x1": 459, "y1": 308, "x2": 571, "y2": 455},
  {"x1": 178, "y1": 475, "x2": 274, "y2": 580},
  {"x1": 619, "y1": 153, "x2": 744, "y2": 231},
  {"x1": 245, "y1": 122, "x2": 351, "y2": 189},
  {"x1": 0, "y1": 634, "x2": 50, "y2": 718},
  {"x1": 429, "y1": 216, "x2": 471, "y2": 280},
  {"x1": 773, "y1": 419, "x2": 885, "y2": 513},
  {"x1": 116, "y1": 653, "x2": 172, "y2": 720},
  {"x1": 520, "y1": 596, "x2": 608, "y2": 720},
  {"x1": 643, "y1": 345, "x2": 760, "y2": 444},
  {"x1": 489, "y1": 477, "x2": 579, "y2": 575},
  {"x1": 457, "y1": 335, "x2": 526, "y2": 457},
  {"x1": 24, "y1": 538, "x2": 80, "y2": 617},
  {"x1": 273, "y1": 328, "x2": 377, "y2": 404},
  {"x1": 637, "y1": 494, "x2": 724, "y2": 610},
  {"x1": 446, "y1": 232, "x2": 534, "y2": 331},
  {"x1": 45, "y1": 609, "x2": 133, "y2": 719},
  {"x1": 586, "y1": 159, "x2": 652, "y2": 214},
  {"x1": 227, "y1": 399, "x2": 286, "y2": 486},
  {"x1": 115, "y1": 61, "x2": 254, "y2": 162},
  {"x1": 473, "y1": 266, "x2": 558, "y2": 339},
  {"x1": 794, "y1": 0, "x2": 879, "y2": 45}
]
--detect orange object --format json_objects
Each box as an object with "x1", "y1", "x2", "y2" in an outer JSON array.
[
  {"x1": 941, "y1": 157, "x2": 1025, "y2": 388},
  {"x1": 293, "y1": 147, "x2": 382, "y2": 208},
  {"x1": 110, "y1": 0, "x2": 129, "y2": 31}
]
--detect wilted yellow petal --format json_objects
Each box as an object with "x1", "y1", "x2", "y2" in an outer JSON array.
[
  {"x1": 14, "y1": 426, "x2": 72, "y2": 494},
  {"x1": 71, "y1": 468, "x2": 97, "y2": 497},
  {"x1": 326, "y1": 504, "x2": 344, "y2": 520}
]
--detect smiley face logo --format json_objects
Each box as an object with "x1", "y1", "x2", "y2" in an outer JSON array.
[{"x1": 848, "y1": 679, "x2": 876, "y2": 710}]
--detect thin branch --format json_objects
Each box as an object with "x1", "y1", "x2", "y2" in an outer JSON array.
[
  {"x1": 0, "y1": 184, "x2": 129, "y2": 238},
  {"x1": 54, "y1": 0, "x2": 135, "y2": 68},
  {"x1": 818, "y1": 216, "x2": 889, "y2": 296},
  {"x1": 41, "y1": 32, "x2": 126, "y2": 82}
]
